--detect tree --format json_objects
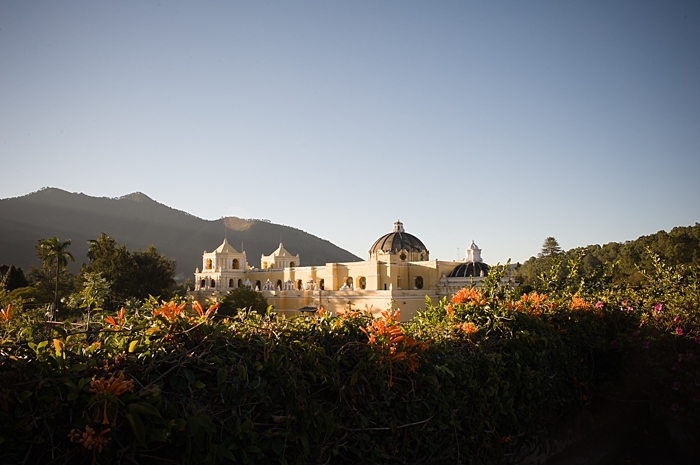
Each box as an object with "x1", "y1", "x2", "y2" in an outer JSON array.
[
  {"x1": 0, "y1": 265, "x2": 29, "y2": 292},
  {"x1": 130, "y1": 245, "x2": 177, "y2": 300},
  {"x1": 37, "y1": 237, "x2": 74, "y2": 320},
  {"x1": 73, "y1": 272, "x2": 111, "y2": 327},
  {"x1": 218, "y1": 287, "x2": 269, "y2": 316},
  {"x1": 80, "y1": 234, "x2": 177, "y2": 306},
  {"x1": 538, "y1": 237, "x2": 562, "y2": 259}
]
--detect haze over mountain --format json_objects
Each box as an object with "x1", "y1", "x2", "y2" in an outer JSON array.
[{"x1": 0, "y1": 188, "x2": 361, "y2": 279}]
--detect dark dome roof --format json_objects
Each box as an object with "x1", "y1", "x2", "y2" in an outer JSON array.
[
  {"x1": 369, "y1": 220, "x2": 428, "y2": 255},
  {"x1": 447, "y1": 261, "x2": 490, "y2": 278}
]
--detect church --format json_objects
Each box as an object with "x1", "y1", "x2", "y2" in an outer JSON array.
[{"x1": 189, "y1": 220, "x2": 509, "y2": 320}]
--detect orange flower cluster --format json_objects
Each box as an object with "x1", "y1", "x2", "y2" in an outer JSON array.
[
  {"x1": 68, "y1": 425, "x2": 111, "y2": 453},
  {"x1": 360, "y1": 310, "x2": 430, "y2": 388},
  {"x1": 90, "y1": 372, "x2": 134, "y2": 425},
  {"x1": 103, "y1": 308, "x2": 125, "y2": 330},
  {"x1": 569, "y1": 296, "x2": 592, "y2": 312},
  {"x1": 152, "y1": 301, "x2": 186, "y2": 323},
  {"x1": 451, "y1": 288, "x2": 486, "y2": 306},
  {"x1": 511, "y1": 292, "x2": 549, "y2": 316},
  {"x1": 90, "y1": 372, "x2": 134, "y2": 398},
  {"x1": 193, "y1": 301, "x2": 219, "y2": 318},
  {"x1": 460, "y1": 322, "x2": 478, "y2": 335},
  {"x1": 0, "y1": 304, "x2": 11, "y2": 324}
]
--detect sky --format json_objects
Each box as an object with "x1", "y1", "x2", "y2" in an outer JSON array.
[{"x1": 1, "y1": 1, "x2": 699, "y2": 264}]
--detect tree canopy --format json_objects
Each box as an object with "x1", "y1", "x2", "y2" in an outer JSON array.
[
  {"x1": 79, "y1": 233, "x2": 176, "y2": 308},
  {"x1": 218, "y1": 286, "x2": 270, "y2": 316}
]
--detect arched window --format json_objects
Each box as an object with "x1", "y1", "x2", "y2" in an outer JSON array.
[
  {"x1": 346, "y1": 277, "x2": 353, "y2": 289},
  {"x1": 228, "y1": 278, "x2": 234, "y2": 287},
  {"x1": 297, "y1": 279, "x2": 303, "y2": 290},
  {"x1": 290, "y1": 261, "x2": 295, "y2": 268},
  {"x1": 237, "y1": 279, "x2": 243, "y2": 288},
  {"x1": 358, "y1": 277, "x2": 366, "y2": 290},
  {"x1": 210, "y1": 279, "x2": 216, "y2": 288},
  {"x1": 263, "y1": 262, "x2": 268, "y2": 269},
  {"x1": 206, "y1": 259, "x2": 213, "y2": 270},
  {"x1": 232, "y1": 259, "x2": 239, "y2": 270},
  {"x1": 276, "y1": 279, "x2": 282, "y2": 289},
  {"x1": 319, "y1": 279, "x2": 325, "y2": 290},
  {"x1": 414, "y1": 276, "x2": 424, "y2": 290},
  {"x1": 255, "y1": 280, "x2": 261, "y2": 290},
  {"x1": 200, "y1": 279, "x2": 206, "y2": 288}
]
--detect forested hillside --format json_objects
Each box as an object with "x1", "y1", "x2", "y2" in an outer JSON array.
[{"x1": 515, "y1": 223, "x2": 700, "y2": 288}]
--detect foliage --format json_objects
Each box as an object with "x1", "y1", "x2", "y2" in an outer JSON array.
[
  {"x1": 79, "y1": 233, "x2": 177, "y2": 309},
  {"x1": 0, "y1": 256, "x2": 698, "y2": 464},
  {"x1": 0, "y1": 265, "x2": 29, "y2": 292},
  {"x1": 36, "y1": 236, "x2": 75, "y2": 318},
  {"x1": 516, "y1": 223, "x2": 700, "y2": 287},
  {"x1": 218, "y1": 286, "x2": 270, "y2": 316}
]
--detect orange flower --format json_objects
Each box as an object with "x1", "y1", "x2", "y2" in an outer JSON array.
[
  {"x1": 570, "y1": 295, "x2": 592, "y2": 312},
  {"x1": 90, "y1": 372, "x2": 134, "y2": 398},
  {"x1": 0, "y1": 304, "x2": 11, "y2": 324},
  {"x1": 451, "y1": 288, "x2": 486, "y2": 306},
  {"x1": 68, "y1": 425, "x2": 111, "y2": 452},
  {"x1": 460, "y1": 322, "x2": 478, "y2": 335},
  {"x1": 446, "y1": 304, "x2": 454, "y2": 318},
  {"x1": 152, "y1": 301, "x2": 187, "y2": 323},
  {"x1": 193, "y1": 301, "x2": 219, "y2": 318}
]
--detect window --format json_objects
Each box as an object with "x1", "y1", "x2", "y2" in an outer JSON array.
[
  {"x1": 210, "y1": 279, "x2": 215, "y2": 287},
  {"x1": 358, "y1": 277, "x2": 366, "y2": 290},
  {"x1": 290, "y1": 261, "x2": 295, "y2": 268},
  {"x1": 276, "y1": 279, "x2": 282, "y2": 289},
  {"x1": 319, "y1": 279, "x2": 325, "y2": 290},
  {"x1": 263, "y1": 262, "x2": 268, "y2": 269},
  {"x1": 237, "y1": 279, "x2": 243, "y2": 288},
  {"x1": 206, "y1": 259, "x2": 213, "y2": 270},
  {"x1": 228, "y1": 278, "x2": 234, "y2": 287},
  {"x1": 297, "y1": 279, "x2": 303, "y2": 290},
  {"x1": 255, "y1": 280, "x2": 261, "y2": 290},
  {"x1": 346, "y1": 277, "x2": 353, "y2": 288},
  {"x1": 232, "y1": 259, "x2": 239, "y2": 270},
  {"x1": 414, "y1": 276, "x2": 424, "y2": 290},
  {"x1": 200, "y1": 279, "x2": 206, "y2": 288},
  {"x1": 399, "y1": 252, "x2": 407, "y2": 261}
]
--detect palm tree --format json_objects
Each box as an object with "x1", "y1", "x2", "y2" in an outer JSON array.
[{"x1": 38, "y1": 236, "x2": 74, "y2": 320}]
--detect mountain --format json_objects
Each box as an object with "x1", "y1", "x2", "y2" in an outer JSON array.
[{"x1": 0, "y1": 188, "x2": 361, "y2": 279}]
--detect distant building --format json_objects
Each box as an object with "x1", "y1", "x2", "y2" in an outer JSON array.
[{"x1": 190, "y1": 220, "x2": 511, "y2": 320}]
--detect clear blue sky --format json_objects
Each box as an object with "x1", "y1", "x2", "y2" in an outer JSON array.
[{"x1": 1, "y1": 1, "x2": 699, "y2": 264}]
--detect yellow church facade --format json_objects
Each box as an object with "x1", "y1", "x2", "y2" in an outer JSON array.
[{"x1": 190, "y1": 220, "x2": 508, "y2": 321}]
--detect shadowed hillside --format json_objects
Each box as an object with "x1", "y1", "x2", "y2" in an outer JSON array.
[{"x1": 0, "y1": 188, "x2": 361, "y2": 278}]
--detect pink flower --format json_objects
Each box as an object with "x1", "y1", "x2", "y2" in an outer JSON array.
[
  {"x1": 642, "y1": 341, "x2": 650, "y2": 349},
  {"x1": 672, "y1": 381, "x2": 681, "y2": 391},
  {"x1": 678, "y1": 354, "x2": 684, "y2": 362},
  {"x1": 674, "y1": 316, "x2": 680, "y2": 323},
  {"x1": 671, "y1": 403, "x2": 679, "y2": 411},
  {"x1": 595, "y1": 301, "x2": 604, "y2": 309},
  {"x1": 676, "y1": 327, "x2": 684, "y2": 336},
  {"x1": 672, "y1": 362, "x2": 680, "y2": 371},
  {"x1": 654, "y1": 303, "x2": 663, "y2": 313},
  {"x1": 627, "y1": 306, "x2": 633, "y2": 313}
]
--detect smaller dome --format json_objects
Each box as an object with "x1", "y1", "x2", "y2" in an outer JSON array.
[{"x1": 447, "y1": 262, "x2": 490, "y2": 278}]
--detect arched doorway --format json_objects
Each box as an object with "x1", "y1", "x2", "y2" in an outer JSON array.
[
  {"x1": 232, "y1": 259, "x2": 239, "y2": 270},
  {"x1": 357, "y1": 276, "x2": 366, "y2": 290}
]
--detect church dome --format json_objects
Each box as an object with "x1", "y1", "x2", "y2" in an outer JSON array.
[
  {"x1": 369, "y1": 220, "x2": 429, "y2": 257},
  {"x1": 447, "y1": 261, "x2": 490, "y2": 278}
]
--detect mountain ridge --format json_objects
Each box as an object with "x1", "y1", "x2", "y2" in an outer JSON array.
[{"x1": 0, "y1": 188, "x2": 361, "y2": 279}]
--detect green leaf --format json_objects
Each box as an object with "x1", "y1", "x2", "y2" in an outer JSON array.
[
  {"x1": 217, "y1": 368, "x2": 227, "y2": 386},
  {"x1": 125, "y1": 412, "x2": 147, "y2": 446},
  {"x1": 194, "y1": 380, "x2": 205, "y2": 389},
  {"x1": 128, "y1": 402, "x2": 161, "y2": 418},
  {"x1": 69, "y1": 363, "x2": 88, "y2": 372},
  {"x1": 18, "y1": 391, "x2": 32, "y2": 402},
  {"x1": 350, "y1": 371, "x2": 358, "y2": 386}
]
